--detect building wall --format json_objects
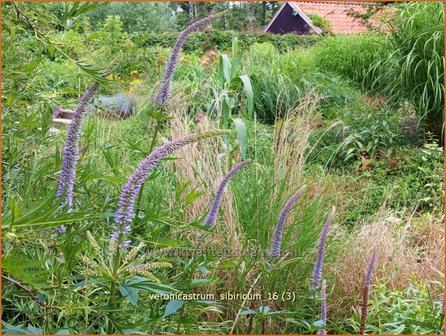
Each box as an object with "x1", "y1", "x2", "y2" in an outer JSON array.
[{"x1": 266, "y1": 3, "x2": 312, "y2": 35}]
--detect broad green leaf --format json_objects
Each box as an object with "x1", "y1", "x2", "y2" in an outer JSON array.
[
  {"x1": 239, "y1": 75, "x2": 254, "y2": 119},
  {"x1": 162, "y1": 300, "x2": 184, "y2": 318},
  {"x1": 3, "y1": 253, "x2": 50, "y2": 292},
  {"x1": 219, "y1": 54, "x2": 232, "y2": 84},
  {"x1": 232, "y1": 118, "x2": 248, "y2": 159},
  {"x1": 313, "y1": 319, "x2": 325, "y2": 327},
  {"x1": 241, "y1": 308, "x2": 257, "y2": 315},
  {"x1": 119, "y1": 285, "x2": 139, "y2": 306}
]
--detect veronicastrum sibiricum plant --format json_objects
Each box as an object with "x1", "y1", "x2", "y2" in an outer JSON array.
[
  {"x1": 312, "y1": 206, "x2": 336, "y2": 289},
  {"x1": 55, "y1": 82, "x2": 98, "y2": 233},
  {"x1": 103, "y1": 130, "x2": 229, "y2": 333},
  {"x1": 81, "y1": 231, "x2": 172, "y2": 334},
  {"x1": 113, "y1": 130, "x2": 231, "y2": 248},
  {"x1": 203, "y1": 159, "x2": 250, "y2": 228},
  {"x1": 268, "y1": 186, "x2": 306, "y2": 258},
  {"x1": 154, "y1": 11, "x2": 226, "y2": 107}
]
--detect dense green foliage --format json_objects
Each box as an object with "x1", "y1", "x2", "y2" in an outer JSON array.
[
  {"x1": 88, "y1": 2, "x2": 176, "y2": 33},
  {"x1": 2, "y1": 2, "x2": 444, "y2": 335},
  {"x1": 132, "y1": 30, "x2": 320, "y2": 54},
  {"x1": 314, "y1": 2, "x2": 444, "y2": 140}
]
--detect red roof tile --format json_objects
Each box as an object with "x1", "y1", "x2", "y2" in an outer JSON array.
[{"x1": 293, "y1": 1, "x2": 392, "y2": 34}]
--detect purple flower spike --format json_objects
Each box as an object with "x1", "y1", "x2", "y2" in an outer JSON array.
[
  {"x1": 119, "y1": 240, "x2": 131, "y2": 249},
  {"x1": 364, "y1": 250, "x2": 377, "y2": 286},
  {"x1": 154, "y1": 11, "x2": 226, "y2": 107},
  {"x1": 312, "y1": 206, "x2": 336, "y2": 289},
  {"x1": 203, "y1": 160, "x2": 251, "y2": 228},
  {"x1": 56, "y1": 82, "x2": 98, "y2": 208},
  {"x1": 317, "y1": 279, "x2": 328, "y2": 335},
  {"x1": 112, "y1": 130, "x2": 230, "y2": 246},
  {"x1": 268, "y1": 186, "x2": 306, "y2": 258},
  {"x1": 54, "y1": 83, "x2": 98, "y2": 234},
  {"x1": 54, "y1": 225, "x2": 67, "y2": 234},
  {"x1": 53, "y1": 106, "x2": 62, "y2": 118}
]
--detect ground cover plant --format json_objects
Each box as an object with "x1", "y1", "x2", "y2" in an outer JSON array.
[{"x1": 2, "y1": 2, "x2": 444, "y2": 335}]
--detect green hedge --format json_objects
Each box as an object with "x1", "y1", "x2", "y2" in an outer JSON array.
[{"x1": 130, "y1": 30, "x2": 320, "y2": 54}]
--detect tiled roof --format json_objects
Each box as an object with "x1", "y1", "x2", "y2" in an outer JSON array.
[{"x1": 293, "y1": 1, "x2": 392, "y2": 34}]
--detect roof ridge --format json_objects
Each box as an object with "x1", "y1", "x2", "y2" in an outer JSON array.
[{"x1": 293, "y1": 1, "x2": 381, "y2": 5}]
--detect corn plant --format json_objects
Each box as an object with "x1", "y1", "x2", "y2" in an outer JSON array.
[{"x1": 207, "y1": 37, "x2": 254, "y2": 159}]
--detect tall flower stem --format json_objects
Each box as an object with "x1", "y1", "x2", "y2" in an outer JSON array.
[
  {"x1": 54, "y1": 82, "x2": 98, "y2": 233},
  {"x1": 318, "y1": 279, "x2": 327, "y2": 335},
  {"x1": 107, "y1": 251, "x2": 122, "y2": 334},
  {"x1": 154, "y1": 11, "x2": 227, "y2": 107},
  {"x1": 268, "y1": 186, "x2": 306, "y2": 258},
  {"x1": 312, "y1": 206, "x2": 336, "y2": 289},
  {"x1": 56, "y1": 82, "x2": 98, "y2": 207},
  {"x1": 359, "y1": 251, "x2": 377, "y2": 335},
  {"x1": 149, "y1": 120, "x2": 162, "y2": 152},
  {"x1": 203, "y1": 159, "x2": 251, "y2": 228}
]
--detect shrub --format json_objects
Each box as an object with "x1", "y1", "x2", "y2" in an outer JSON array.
[
  {"x1": 308, "y1": 14, "x2": 332, "y2": 34},
  {"x1": 313, "y1": 3, "x2": 445, "y2": 140},
  {"x1": 131, "y1": 29, "x2": 320, "y2": 54}
]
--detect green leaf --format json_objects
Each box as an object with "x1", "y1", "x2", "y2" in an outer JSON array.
[
  {"x1": 239, "y1": 75, "x2": 254, "y2": 119},
  {"x1": 119, "y1": 285, "x2": 139, "y2": 306},
  {"x1": 232, "y1": 118, "x2": 248, "y2": 159},
  {"x1": 258, "y1": 306, "x2": 270, "y2": 314},
  {"x1": 128, "y1": 277, "x2": 178, "y2": 295},
  {"x1": 122, "y1": 329, "x2": 146, "y2": 335},
  {"x1": 219, "y1": 54, "x2": 232, "y2": 84},
  {"x1": 198, "y1": 265, "x2": 208, "y2": 276},
  {"x1": 162, "y1": 300, "x2": 184, "y2": 319},
  {"x1": 241, "y1": 308, "x2": 257, "y2": 315},
  {"x1": 313, "y1": 319, "x2": 325, "y2": 327},
  {"x1": 3, "y1": 252, "x2": 50, "y2": 291},
  {"x1": 190, "y1": 278, "x2": 217, "y2": 288},
  {"x1": 386, "y1": 324, "x2": 406, "y2": 334},
  {"x1": 26, "y1": 325, "x2": 43, "y2": 334},
  {"x1": 2, "y1": 322, "x2": 28, "y2": 334}
]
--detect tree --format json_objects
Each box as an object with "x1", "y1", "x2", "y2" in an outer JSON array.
[{"x1": 88, "y1": 2, "x2": 177, "y2": 33}]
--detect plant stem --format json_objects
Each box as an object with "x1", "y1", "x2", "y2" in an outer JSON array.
[
  {"x1": 107, "y1": 250, "x2": 121, "y2": 334},
  {"x1": 359, "y1": 285, "x2": 369, "y2": 335},
  {"x1": 149, "y1": 120, "x2": 162, "y2": 152}
]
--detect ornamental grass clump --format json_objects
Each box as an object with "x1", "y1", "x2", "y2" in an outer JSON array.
[
  {"x1": 360, "y1": 251, "x2": 377, "y2": 335},
  {"x1": 312, "y1": 206, "x2": 336, "y2": 289},
  {"x1": 154, "y1": 11, "x2": 226, "y2": 107},
  {"x1": 55, "y1": 82, "x2": 98, "y2": 232},
  {"x1": 113, "y1": 130, "x2": 230, "y2": 248},
  {"x1": 268, "y1": 186, "x2": 306, "y2": 258},
  {"x1": 203, "y1": 159, "x2": 250, "y2": 228}
]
